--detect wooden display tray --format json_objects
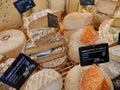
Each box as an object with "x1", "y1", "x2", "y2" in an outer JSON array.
[{"x1": 56, "y1": 60, "x2": 78, "y2": 90}]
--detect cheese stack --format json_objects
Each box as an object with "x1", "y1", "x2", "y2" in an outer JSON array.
[
  {"x1": 0, "y1": 0, "x2": 22, "y2": 31},
  {"x1": 23, "y1": 69, "x2": 63, "y2": 90},
  {"x1": 0, "y1": 30, "x2": 26, "y2": 58},
  {"x1": 63, "y1": 12, "x2": 92, "y2": 40},
  {"x1": 24, "y1": 28, "x2": 67, "y2": 70}
]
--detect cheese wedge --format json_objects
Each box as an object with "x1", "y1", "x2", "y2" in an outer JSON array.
[
  {"x1": 80, "y1": 64, "x2": 111, "y2": 90},
  {"x1": 80, "y1": 25, "x2": 98, "y2": 45}
]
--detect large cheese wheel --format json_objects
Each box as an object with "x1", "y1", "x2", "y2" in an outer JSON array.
[
  {"x1": 24, "y1": 69, "x2": 63, "y2": 90},
  {"x1": 0, "y1": 30, "x2": 26, "y2": 58},
  {"x1": 0, "y1": 0, "x2": 22, "y2": 31},
  {"x1": 65, "y1": 65, "x2": 114, "y2": 90}
]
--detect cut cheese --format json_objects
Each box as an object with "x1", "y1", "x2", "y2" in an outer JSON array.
[
  {"x1": 0, "y1": 30, "x2": 26, "y2": 58},
  {"x1": 48, "y1": 0, "x2": 65, "y2": 13},
  {"x1": 80, "y1": 64, "x2": 111, "y2": 90},
  {"x1": 80, "y1": 25, "x2": 98, "y2": 45},
  {"x1": 96, "y1": 0, "x2": 117, "y2": 15},
  {"x1": 63, "y1": 12, "x2": 92, "y2": 30},
  {"x1": 32, "y1": 0, "x2": 48, "y2": 12},
  {"x1": 67, "y1": 0, "x2": 79, "y2": 14}
]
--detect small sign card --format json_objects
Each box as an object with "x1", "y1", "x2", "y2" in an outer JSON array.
[
  {"x1": 80, "y1": 0, "x2": 94, "y2": 5},
  {"x1": 79, "y1": 43, "x2": 109, "y2": 66},
  {"x1": 13, "y1": 0, "x2": 35, "y2": 14},
  {"x1": 48, "y1": 13, "x2": 58, "y2": 28},
  {"x1": 0, "y1": 53, "x2": 39, "y2": 89}
]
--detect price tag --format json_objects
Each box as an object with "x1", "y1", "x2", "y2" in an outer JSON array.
[
  {"x1": 13, "y1": 0, "x2": 35, "y2": 14},
  {"x1": 80, "y1": 0, "x2": 94, "y2": 5},
  {"x1": 79, "y1": 43, "x2": 109, "y2": 66},
  {"x1": 0, "y1": 53, "x2": 39, "y2": 89},
  {"x1": 48, "y1": 13, "x2": 58, "y2": 28},
  {"x1": 118, "y1": 33, "x2": 120, "y2": 44}
]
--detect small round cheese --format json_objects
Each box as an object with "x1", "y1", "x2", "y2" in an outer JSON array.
[
  {"x1": 24, "y1": 69, "x2": 63, "y2": 90},
  {"x1": 0, "y1": 30, "x2": 26, "y2": 58}
]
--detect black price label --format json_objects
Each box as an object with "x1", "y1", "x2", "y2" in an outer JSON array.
[
  {"x1": 0, "y1": 53, "x2": 39, "y2": 89},
  {"x1": 80, "y1": 0, "x2": 94, "y2": 5},
  {"x1": 13, "y1": 0, "x2": 35, "y2": 14},
  {"x1": 118, "y1": 33, "x2": 120, "y2": 44},
  {"x1": 79, "y1": 43, "x2": 109, "y2": 66},
  {"x1": 48, "y1": 13, "x2": 58, "y2": 28}
]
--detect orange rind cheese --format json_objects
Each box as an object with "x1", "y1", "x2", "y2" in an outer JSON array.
[
  {"x1": 80, "y1": 25, "x2": 98, "y2": 45},
  {"x1": 80, "y1": 64, "x2": 111, "y2": 90}
]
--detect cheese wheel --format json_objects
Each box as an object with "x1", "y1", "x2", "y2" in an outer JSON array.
[
  {"x1": 65, "y1": 65, "x2": 114, "y2": 90},
  {"x1": 23, "y1": 69, "x2": 63, "y2": 90},
  {"x1": 48, "y1": 0, "x2": 65, "y2": 13},
  {"x1": 0, "y1": 30, "x2": 26, "y2": 58},
  {"x1": 63, "y1": 12, "x2": 92, "y2": 30},
  {"x1": 0, "y1": 0, "x2": 22, "y2": 31},
  {"x1": 32, "y1": 0, "x2": 48, "y2": 12}
]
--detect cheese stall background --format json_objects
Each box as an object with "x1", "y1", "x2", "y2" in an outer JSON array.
[{"x1": 0, "y1": 0, "x2": 120, "y2": 90}]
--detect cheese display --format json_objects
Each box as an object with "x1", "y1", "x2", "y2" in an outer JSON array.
[
  {"x1": 65, "y1": 64, "x2": 114, "y2": 90},
  {"x1": 0, "y1": 30, "x2": 26, "y2": 58},
  {"x1": 48, "y1": 0, "x2": 65, "y2": 13},
  {"x1": 68, "y1": 27, "x2": 106, "y2": 63},
  {"x1": 99, "y1": 19, "x2": 120, "y2": 45},
  {"x1": 24, "y1": 28, "x2": 68, "y2": 70},
  {"x1": 0, "y1": 0, "x2": 22, "y2": 31},
  {"x1": 96, "y1": 0, "x2": 117, "y2": 15},
  {"x1": 31, "y1": 0, "x2": 48, "y2": 12},
  {"x1": 109, "y1": 45, "x2": 120, "y2": 62}
]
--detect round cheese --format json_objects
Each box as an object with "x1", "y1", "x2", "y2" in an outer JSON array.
[
  {"x1": 0, "y1": 30, "x2": 26, "y2": 58},
  {"x1": 24, "y1": 69, "x2": 63, "y2": 90},
  {"x1": 0, "y1": 0, "x2": 22, "y2": 31}
]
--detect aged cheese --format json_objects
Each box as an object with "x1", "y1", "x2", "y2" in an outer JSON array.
[
  {"x1": 63, "y1": 12, "x2": 92, "y2": 30},
  {"x1": 96, "y1": 0, "x2": 117, "y2": 15},
  {"x1": 24, "y1": 69, "x2": 63, "y2": 90},
  {"x1": 48, "y1": 0, "x2": 65, "y2": 13},
  {"x1": 32, "y1": 0, "x2": 48, "y2": 12},
  {"x1": 80, "y1": 25, "x2": 98, "y2": 45},
  {"x1": 0, "y1": 30, "x2": 26, "y2": 58}
]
